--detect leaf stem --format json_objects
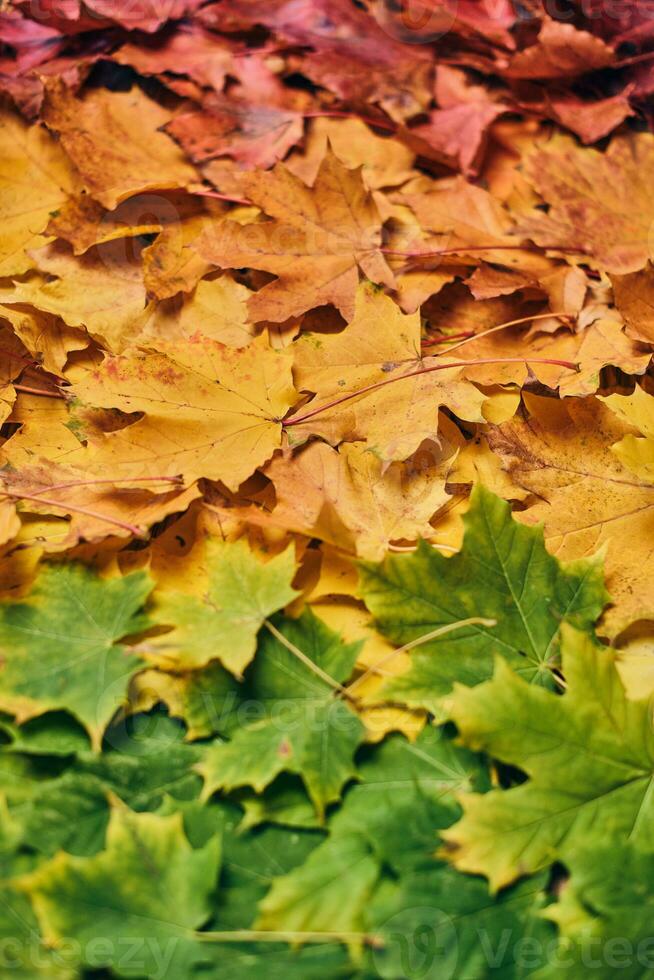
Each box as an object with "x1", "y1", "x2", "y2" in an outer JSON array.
[
  {"x1": 0, "y1": 489, "x2": 143, "y2": 538},
  {"x1": 344, "y1": 617, "x2": 497, "y2": 697},
  {"x1": 31, "y1": 476, "x2": 184, "y2": 494},
  {"x1": 264, "y1": 619, "x2": 356, "y2": 702},
  {"x1": 422, "y1": 330, "x2": 475, "y2": 346},
  {"x1": 429, "y1": 311, "x2": 572, "y2": 357},
  {"x1": 192, "y1": 188, "x2": 254, "y2": 206},
  {"x1": 422, "y1": 313, "x2": 571, "y2": 357},
  {"x1": 13, "y1": 383, "x2": 64, "y2": 399},
  {"x1": 381, "y1": 244, "x2": 587, "y2": 258},
  {"x1": 388, "y1": 542, "x2": 458, "y2": 553},
  {"x1": 196, "y1": 928, "x2": 380, "y2": 946},
  {"x1": 283, "y1": 356, "x2": 579, "y2": 428}
]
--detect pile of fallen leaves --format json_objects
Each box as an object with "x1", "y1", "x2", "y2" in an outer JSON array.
[{"x1": 1, "y1": 1, "x2": 654, "y2": 977}]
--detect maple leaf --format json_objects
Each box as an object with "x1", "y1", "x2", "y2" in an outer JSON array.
[
  {"x1": 3, "y1": 0, "x2": 654, "y2": 963},
  {"x1": 286, "y1": 117, "x2": 416, "y2": 190},
  {"x1": 129, "y1": 660, "x2": 241, "y2": 743},
  {"x1": 138, "y1": 275, "x2": 254, "y2": 350},
  {"x1": 209, "y1": 0, "x2": 433, "y2": 121},
  {"x1": 602, "y1": 385, "x2": 654, "y2": 481},
  {"x1": 0, "y1": 9, "x2": 65, "y2": 73},
  {"x1": 197, "y1": 610, "x2": 364, "y2": 816},
  {"x1": 264, "y1": 439, "x2": 454, "y2": 559},
  {"x1": 0, "y1": 107, "x2": 75, "y2": 276},
  {"x1": 77, "y1": 714, "x2": 203, "y2": 814},
  {"x1": 143, "y1": 539, "x2": 298, "y2": 676},
  {"x1": 168, "y1": 95, "x2": 303, "y2": 171},
  {"x1": 368, "y1": 869, "x2": 553, "y2": 979},
  {"x1": 45, "y1": 194, "x2": 162, "y2": 256},
  {"x1": 397, "y1": 175, "x2": 524, "y2": 259},
  {"x1": 403, "y1": 67, "x2": 508, "y2": 177},
  {"x1": 359, "y1": 486, "x2": 607, "y2": 712},
  {"x1": 0, "y1": 563, "x2": 153, "y2": 748},
  {"x1": 257, "y1": 834, "x2": 379, "y2": 939},
  {"x1": 4, "y1": 240, "x2": 147, "y2": 353},
  {"x1": 69, "y1": 335, "x2": 297, "y2": 490},
  {"x1": 445, "y1": 312, "x2": 649, "y2": 395},
  {"x1": 19, "y1": 808, "x2": 220, "y2": 977},
  {"x1": 256, "y1": 726, "x2": 478, "y2": 937},
  {"x1": 0, "y1": 302, "x2": 87, "y2": 375},
  {"x1": 256, "y1": 726, "x2": 552, "y2": 972},
  {"x1": 519, "y1": 131, "x2": 654, "y2": 273},
  {"x1": 444, "y1": 625, "x2": 654, "y2": 891},
  {"x1": 546, "y1": 90, "x2": 634, "y2": 145},
  {"x1": 0, "y1": 457, "x2": 200, "y2": 546},
  {"x1": 542, "y1": 843, "x2": 654, "y2": 978},
  {"x1": 611, "y1": 263, "x2": 654, "y2": 343},
  {"x1": 113, "y1": 22, "x2": 236, "y2": 90},
  {"x1": 504, "y1": 17, "x2": 615, "y2": 79},
  {"x1": 195, "y1": 148, "x2": 395, "y2": 322},
  {"x1": 3, "y1": 714, "x2": 202, "y2": 857},
  {"x1": 487, "y1": 393, "x2": 654, "y2": 632},
  {"x1": 289, "y1": 284, "x2": 485, "y2": 458},
  {"x1": 42, "y1": 81, "x2": 197, "y2": 210}
]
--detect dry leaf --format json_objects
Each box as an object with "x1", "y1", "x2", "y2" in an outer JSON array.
[
  {"x1": 195, "y1": 148, "x2": 394, "y2": 321},
  {"x1": 42, "y1": 81, "x2": 197, "y2": 209}
]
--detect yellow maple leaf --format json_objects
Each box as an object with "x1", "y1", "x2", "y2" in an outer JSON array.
[
  {"x1": 195, "y1": 148, "x2": 395, "y2": 322},
  {"x1": 3, "y1": 241, "x2": 146, "y2": 353},
  {"x1": 70, "y1": 335, "x2": 296, "y2": 490},
  {"x1": 42, "y1": 81, "x2": 197, "y2": 210},
  {"x1": 264, "y1": 439, "x2": 454, "y2": 559},
  {"x1": 289, "y1": 284, "x2": 485, "y2": 459},
  {"x1": 520, "y1": 131, "x2": 654, "y2": 273},
  {"x1": 488, "y1": 393, "x2": 654, "y2": 633},
  {"x1": 138, "y1": 276, "x2": 254, "y2": 350},
  {"x1": 0, "y1": 107, "x2": 76, "y2": 277},
  {"x1": 601, "y1": 385, "x2": 654, "y2": 481}
]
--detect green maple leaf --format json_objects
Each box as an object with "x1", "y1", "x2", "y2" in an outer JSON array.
[
  {"x1": 160, "y1": 796, "x2": 325, "y2": 932},
  {"x1": 444, "y1": 625, "x2": 654, "y2": 891},
  {"x1": 238, "y1": 775, "x2": 323, "y2": 831},
  {"x1": 133, "y1": 660, "x2": 241, "y2": 741},
  {"x1": 366, "y1": 867, "x2": 553, "y2": 980},
  {"x1": 0, "y1": 563, "x2": 153, "y2": 748},
  {"x1": 256, "y1": 832, "x2": 380, "y2": 939},
  {"x1": 254, "y1": 727, "x2": 489, "y2": 942},
  {"x1": 146, "y1": 539, "x2": 299, "y2": 677},
  {"x1": 0, "y1": 884, "x2": 76, "y2": 978},
  {"x1": 197, "y1": 610, "x2": 364, "y2": 817},
  {"x1": 192, "y1": 942, "x2": 354, "y2": 979},
  {"x1": 10, "y1": 770, "x2": 108, "y2": 857},
  {"x1": 541, "y1": 842, "x2": 654, "y2": 979},
  {"x1": 1, "y1": 715, "x2": 201, "y2": 857},
  {"x1": 0, "y1": 711, "x2": 90, "y2": 756},
  {"x1": 253, "y1": 726, "x2": 552, "y2": 975},
  {"x1": 330, "y1": 727, "x2": 488, "y2": 871},
  {"x1": 19, "y1": 808, "x2": 221, "y2": 979},
  {"x1": 359, "y1": 486, "x2": 607, "y2": 712},
  {"x1": 79, "y1": 712, "x2": 202, "y2": 811}
]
